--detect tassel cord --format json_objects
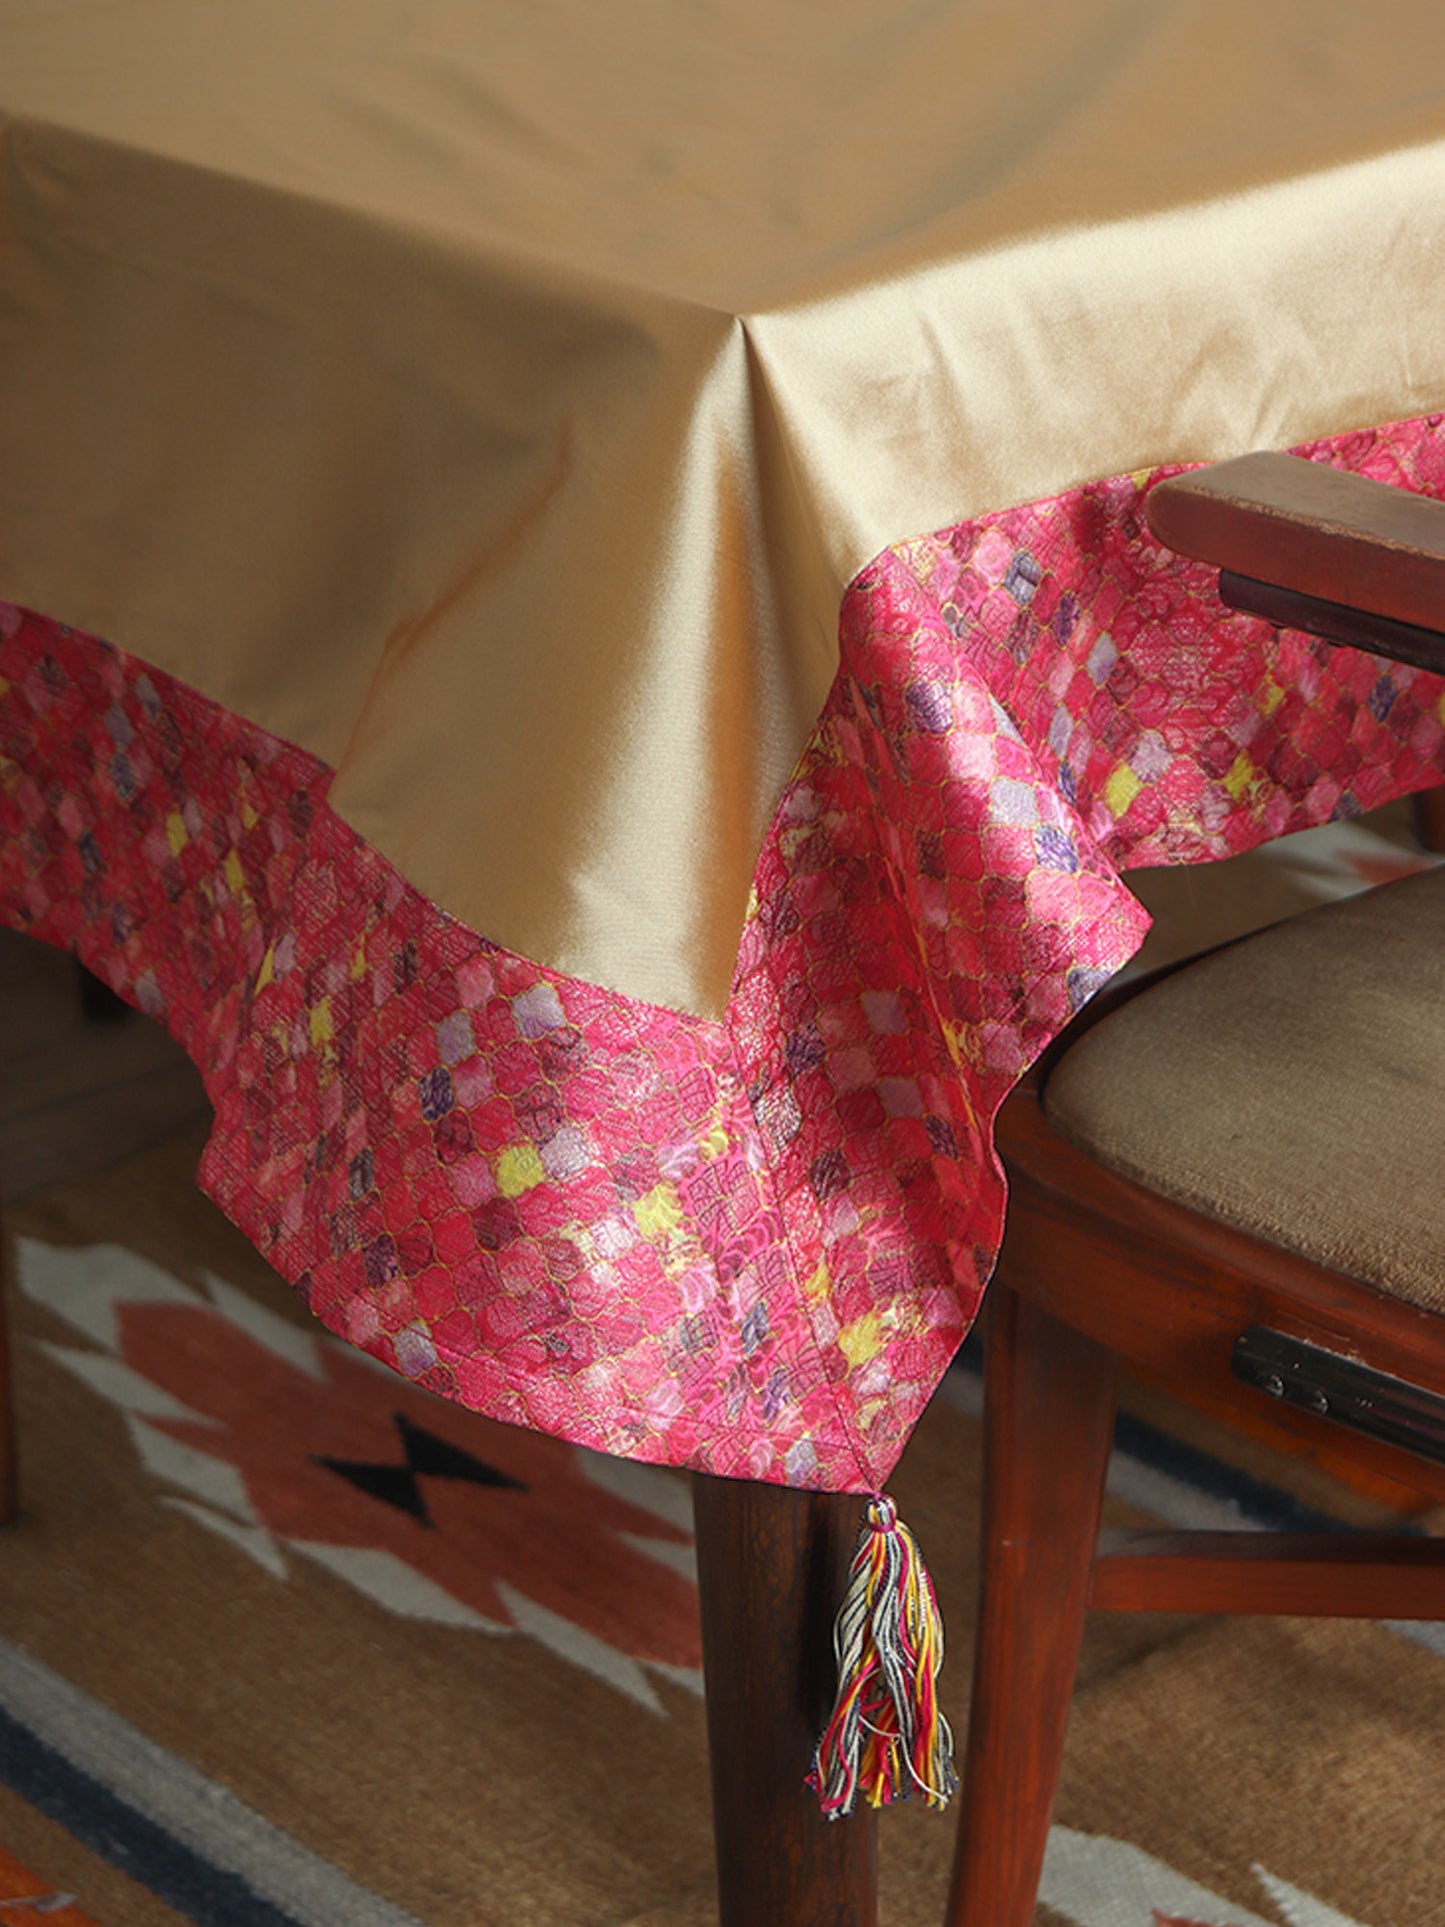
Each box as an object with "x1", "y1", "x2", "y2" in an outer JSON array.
[{"x1": 808, "y1": 1494, "x2": 957, "y2": 1819}]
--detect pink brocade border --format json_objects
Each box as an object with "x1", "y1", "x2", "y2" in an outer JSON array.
[{"x1": 3, "y1": 419, "x2": 1444, "y2": 1493}]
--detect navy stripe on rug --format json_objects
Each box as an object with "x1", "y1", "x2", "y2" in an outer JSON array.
[
  {"x1": 0, "y1": 1702, "x2": 306, "y2": 1927},
  {"x1": 1108, "y1": 1404, "x2": 1350, "y2": 1534},
  {"x1": 0, "y1": 1635, "x2": 426, "y2": 1927}
]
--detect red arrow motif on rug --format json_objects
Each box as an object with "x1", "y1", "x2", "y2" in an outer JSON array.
[{"x1": 117, "y1": 1299, "x2": 702, "y2": 1669}]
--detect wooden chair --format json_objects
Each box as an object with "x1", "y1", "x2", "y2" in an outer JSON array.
[{"x1": 946, "y1": 452, "x2": 1445, "y2": 1925}]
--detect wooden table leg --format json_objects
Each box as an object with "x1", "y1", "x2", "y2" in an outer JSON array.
[
  {"x1": 0, "y1": 1195, "x2": 16, "y2": 1525},
  {"x1": 693, "y1": 1473, "x2": 877, "y2": 1927},
  {"x1": 1413, "y1": 784, "x2": 1445, "y2": 854}
]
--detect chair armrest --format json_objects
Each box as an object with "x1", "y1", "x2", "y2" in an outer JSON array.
[{"x1": 1146, "y1": 451, "x2": 1445, "y2": 675}]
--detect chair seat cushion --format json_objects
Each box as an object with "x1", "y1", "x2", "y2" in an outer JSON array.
[{"x1": 1043, "y1": 864, "x2": 1445, "y2": 1309}]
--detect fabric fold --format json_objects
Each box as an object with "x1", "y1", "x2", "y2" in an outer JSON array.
[
  {"x1": 4, "y1": 416, "x2": 1442, "y2": 1492},
  {"x1": 8, "y1": 1, "x2": 1445, "y2": 1011}
]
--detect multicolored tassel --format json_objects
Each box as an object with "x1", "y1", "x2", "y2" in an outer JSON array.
[{"x1": 807, "y1": 1494, "x2": 957, "y2": 1819}]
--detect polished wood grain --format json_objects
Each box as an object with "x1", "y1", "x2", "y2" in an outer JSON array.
[
  {"x1": 692, "y1": 1475, "x2": 877, "y2": 1927},
  {"x1": 945, "y1": 1053, "x2": 1445, "y2": 1927},
  {"x1": 1091, "y1": 1529, "x2": 1445, "y2": 1616},
  {"x1": 945, "y1": 1293, "x2": 1117, "y2": 1927},
  {"x1": 1148, "y1": 450, "x2": 1445, "y2": 636},
  {"x1": 1218, "y1": 572, "x2": 1445, "y2": 676}
]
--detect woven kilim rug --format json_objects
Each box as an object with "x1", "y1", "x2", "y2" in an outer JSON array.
[
  {"x1": 1, "y1": 810, "x2": 1443, "y2": 1927},
  {"x1": 2, "y1": 1139, "x2": 1444, "y2": 1927}
]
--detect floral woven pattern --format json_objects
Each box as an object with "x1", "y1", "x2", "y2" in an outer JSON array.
[{"x1": 3, "y1": 417, "x2": 1443, "y2": 1493}]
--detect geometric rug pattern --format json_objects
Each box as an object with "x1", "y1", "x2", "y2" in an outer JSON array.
[
  {"x1": 5, "y1": 1189, "x2": 1442, "y2": 1925},
  {"x1": 2, "y1": 805, "x2": 1443, "y2": 1925},
  {"x1": 15, "y1": 1238, "x2": 702, "y2": 1713}
]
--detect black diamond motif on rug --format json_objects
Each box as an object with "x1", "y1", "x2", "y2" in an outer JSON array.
[{"x1": 315, "y1": 1413, "x2": 528, "y2": 1527}]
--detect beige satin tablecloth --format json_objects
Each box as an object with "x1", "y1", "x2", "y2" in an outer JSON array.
[{"x1": 5, "y1": 0, "x2": 1445, "y2": 1014}]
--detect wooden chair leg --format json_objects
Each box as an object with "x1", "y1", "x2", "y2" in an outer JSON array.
[
  {"x1": 945, "y1": 1289, "x2": 1118, "y2": 1927},
  {"x1": 692, "y1": 1473, "x2": 877, "y2": 1927}
]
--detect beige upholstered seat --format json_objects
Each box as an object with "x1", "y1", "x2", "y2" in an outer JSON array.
[{"x1": 1043, "y1": 865, "x2": 1445, "y2": 1310}]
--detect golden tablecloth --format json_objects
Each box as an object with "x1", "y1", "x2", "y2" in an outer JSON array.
[{"x1": 5, "y1": 1, "x2": 1445, "y2": 1014}]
